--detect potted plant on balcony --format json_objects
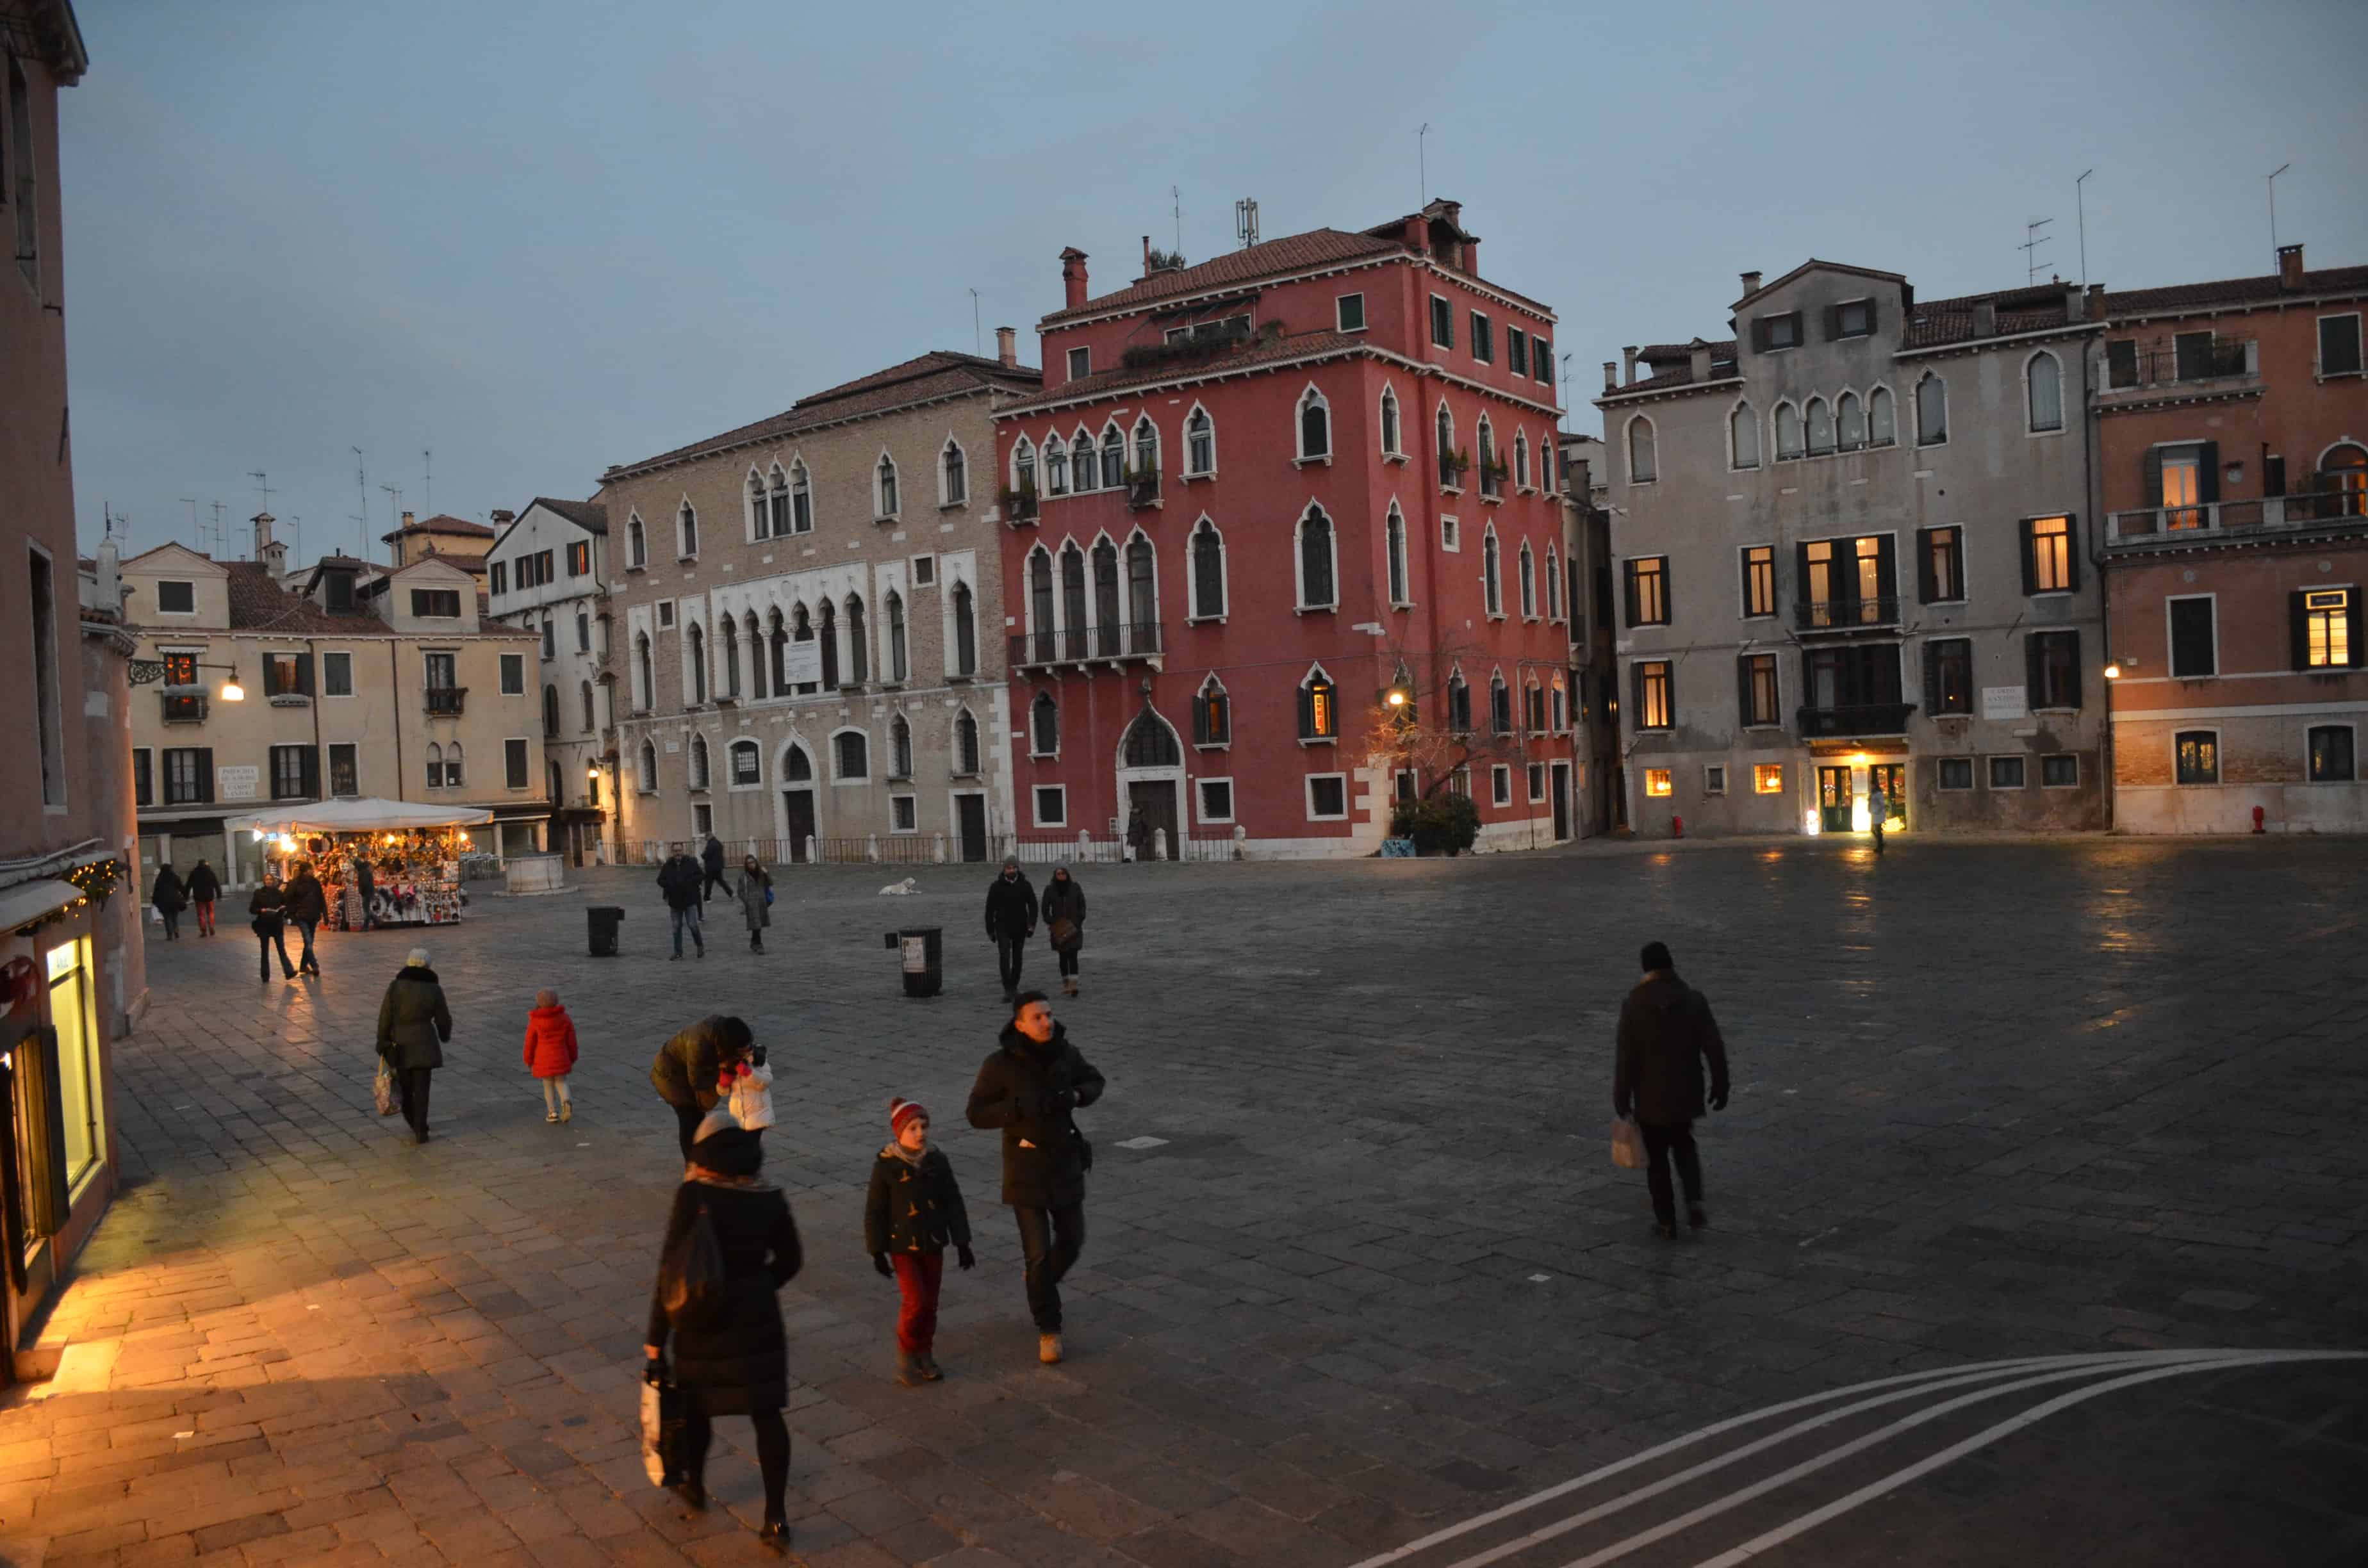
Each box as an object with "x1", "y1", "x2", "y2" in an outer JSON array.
[
  {"x1": 998, "y1": 479, "x2": 1040, "y2": 523},
  {"x1": 1441, "y1": 448, "x2": 1472, "y2": 486},
  {"x1": 1125, "y1": 465, "x2": 1160, "y2": 508}
]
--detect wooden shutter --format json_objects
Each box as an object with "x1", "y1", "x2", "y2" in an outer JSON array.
[
  {"x1": 197, "y1": 747, "x2": 215, "y2": 803},
  {"x1": 2062, "y1": 517, "x2": 2082, "y2": 594},
  {"x1": 1877, "y1": 538, "x2": 1899, "y2": 605},
  {"x1": 2024, "y1": 633, "x2": 2044, "y2": 701},
  {"x1": 1622, "y1": 562, "x2": 1640, "y2": 628},
  {"x1": 2018, "y1": 519, "x2": 2037, "y2": 595},
  {"x1": 2349, "y1": 593, "x2": 2365, "y2": 668},
  {"x1": 295, "y1": 653, "x2": 315, "y2": 695},
  {"x1": 301, "y1": 747, "x2": 321, "y2": 798},
  {"x1": 1629, "y1": 663, "x2": 1643, "y2": 726},
  {"x1": 2290, "y1": 591, "x2": 2311, "y2": 669},
  {"x1": 1862, "y1": 300, "x2": 1878, "y2": 334},
  {"x1": 1825, "y1": 304, "x2": 1843, "y2": 341},
  {"x1": 19, "y1": 1029, "x2": 68, "y2": 1238},
  {"x1": 2142, "y1": 446, "x2": 2164, "y2": 509},
  {"x1": 2061, "y1": 632, "x2": 2082, "y2": 710},
  {"x1": 1736, "y1": 657, "x2": 1754, "y2": 727},
  {"x1": 1795, "y1": 542, "x2": 1813, "y2": 612},
  {"x1": 1750, "y1": 318, "x2": 1770, "y2": 352},
  {"x1": 2198, "y1": 443, "x2": 2220, "y2": 503},
  {"x1": 1296, "y1": 681, "x2": 1313, "y2": 739},
  {"x1": 1923, "y1": 642, "x2": 1941, "y2": 716},
  {"x1": 1658, "y1": 560, "x2": 1672, "y2": 625},
  {"x1": 1915, "y1": 530, "x2": 1937, "y2": 604}
]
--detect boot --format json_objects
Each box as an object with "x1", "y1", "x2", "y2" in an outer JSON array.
[
  {"x1": 896, "y1": 1350, "x2": 925, "y2": 1387},
  {"x1": 756, "y1": 1519, "x2": 790, "y2": 1554},
  {"x1": 1063, "y1": 977, "x2": 1078, "y2": 997},
  {"x1": 917, "y1": 1352, "x2": 944, "y2": 1382},
  {"x1": 1688, "y1": 1203, "x2": 1709, "y2": 1230},
  {"x1": 1038, "y1": 1332, "x2": 1063, "y2": 1366}
]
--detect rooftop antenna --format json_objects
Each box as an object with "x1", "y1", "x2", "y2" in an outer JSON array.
[
  {"x1": 1559, "y1": 352, "x2": 1574, "y2": 432},
  {"x1": 209, "y1": 500, "x2": 228, "y2": 558},
  {"x1": 422, "y1": 448, "x2": 432, "y2": 516},
  {"x1": 179, "y1": 496, "x2": 199, "y2": 548},
  {"x1": 1171, "y1": 185, "x2": 1181, "y2": 255},
  {"x1": 2075, "y1": 169, "x2": 2094, "y2": 286},
  {"x1": 381, "y1": 482, "x2": 404, "y2": 547},
  {"x1": 1234, "y1": 197, "x2": 1259, "y2": 251},
  {"x1": 352, "y1": 446, "x2": 368, "y2": 557},
  {"x1": 247, "y1": 469, "x2": 274, "y2": 517},
  {"x1": 2267, "y1": 161, "x2": 2291, "y2": 255},
  {"x1": 2018, "y1": 216, "x2": 2053, "y2": 285},
  {"x1": 1418, "y1": 123, "x2": 1431, "y2": 204},
  {"x1": 969, "y1": 288, "x2": 981, "y2": 355}
]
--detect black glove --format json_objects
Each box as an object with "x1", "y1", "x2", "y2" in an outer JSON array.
[
  {"x1": 1049, "y1": 1088, "x2": 1076, "y2": 1111},
  {"x1": 1709, "y1": 1091, "x2": 1729, "y2": 1112},
  {"x1": 956, "y1": 1245, "x2": 976, "y2": 1271},
  {"x1": 872, "y1": 1252, "x2": 892, "y2": 1278}
]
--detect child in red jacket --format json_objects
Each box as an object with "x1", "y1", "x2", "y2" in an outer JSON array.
[{"x1": 523, "y1": 989, "x2": 579, "y2": 1122}]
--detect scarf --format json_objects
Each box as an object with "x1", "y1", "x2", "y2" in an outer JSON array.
[{"x1": 883, "y1": 1139, "x2": 927, "y2": 1168}]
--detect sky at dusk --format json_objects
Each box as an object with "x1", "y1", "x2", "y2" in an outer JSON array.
[{"x1": 60, "y1": 0, "x2": 2368, "y2": 564}]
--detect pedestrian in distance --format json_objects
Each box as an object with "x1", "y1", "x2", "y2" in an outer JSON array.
[
  {"x1": 966, "y1": 990, "x2": 1105, "y2": 1366},
  {"x1": 354, "y1": 855, "x2": 377, "y2": 931},
  {"x1": 376, "y1": 947, "x2": 453, "y2": 1145},
  {"x1": 866, "y1": 1098, "x2": 974, "y2": 1386},
  {"x1": 650, "y1": 1014, "x2": 753, "y2": 1161},
  {"x1": 523, "y1": 988, "x2": 579, "y2": 1123},
  {"x1": 283, "y1": 859, "x2": 328, "y2": 976},
  {"x1": 186, "y1": 858, "x2": 220, "y2": 936},
  {"x1": 1041, "y1": 865, "x2": 1086, "y2": 997},
  {"x1": 1613, "y1": 940, "x2": 1731, "y2": 1239},
  {"x1": 1868, "y1": 780, "x2": 1889, "y2": 856},
  {"x1": 736, "y1": 854, "x2": 773, "y2": 954},
  {"x1": 644, "y1": 1109, "x2": 802, "y2": 1553},
  {"x1": 701, "y1": 833, "x2": 728, "y2": 904},
  {"x1": 721, "y1": 1045, "x2": 774, "y2": 1138},
  {"x1": 1125, "y1": 806, "x2": 1151, "y2": 863},
  {"x1": 657, "y1": 844, "x2": 706, "y2": 960},
  {"x1": 983, "y1": 856, "x2": 1037, "y2": 1003},
  {"x1": 247, "y1": 873, "x2": 296, "y2": 981},
  {"x1": 150, "y1": 863, "x2": 186, "y2": 942}
]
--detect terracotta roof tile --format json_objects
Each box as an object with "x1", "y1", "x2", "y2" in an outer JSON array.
[
  {"x1": 997, "y1": 329, "x2": 1370, "y2": 417},
  {"x1": 386, "y1": 513, "x2": 495, "y2": 539},
  {"x1": 605, "y1": 356, "x2": 1040, "y2": 478},
  {"x1": 529, "y1": 496, "x2": 609, "y2": 534},
  {"x1": 1602, "y1": 341, "x2": 1740, "y2": 398},
  {"x1": 1042, "y1": 229, "x2": 1406, "y2": 323},
  {"x1": 2104, "y1": 264, "x2": 2368, "y2": 317},
  {"x1": 222, "y1": 562, "x2": 370, "y2": 635},
  {"x1": 1903, "y1": 284, "x2": 2080, "y2": 348}
]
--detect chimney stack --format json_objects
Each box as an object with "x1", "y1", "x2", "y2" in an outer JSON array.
[
  {"x1": 2064, "y1": 281, "x2": 2086, "y2": 322},
  {"x1": 1142, "y1": 235, "x2": 1153, "y2": 277},
  {"x1": 252, "y1": 511, "x2": 284, "y2": 575},
  {"x1": 1060, "y1": 247, "x2": 1090, "y2": 311},
  {"x1": 2278, "y1": 243, "x2": 2305, "y2": 290},
  {"x1": 2087, "y1": 282, "x2": 2106, "y2": 320},
  {"x1": 1622, "y1": 345, "x2": 1640, "y2": 386},
  {"x1": 490, "y1": 509, "x2": 515, "y2": 528},
  {"x1": 1689, "y1": 341, "x2": 1713, "y2": 380},
  {"x1": 1602, "y1": 360, "x2": 1618, "y2": 393},
  {"x1": 1972, "y1": 300, "x2": 1997, "y2": 337},
  {"x1": 401, "y1": 510, "x2": 415, "y2": 529},
  {"x1": 996, "y1": 325, "x2": 1018, "y2": 368},
  {"x1": 1740, "y1": 270, "x2": 1763, "y2": 297}
]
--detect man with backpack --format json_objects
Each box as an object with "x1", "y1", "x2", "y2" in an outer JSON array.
[{"x1": 657, "y1": 844, "x2": 706, "y2": 960}]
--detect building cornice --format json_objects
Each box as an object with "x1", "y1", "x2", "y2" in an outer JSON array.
[
  {"x1": 1595, "y1": 374, "x2": 1745, "y2": 409},
  {"x1": 999, "y1": 342, "x2": 1563, "y2": 425},
  {"x1": 602, "y1": 384, "x2": 1003, "y2": 486},
  {"x1": 2106, "y1": 286, "x2": 2368, "y2": 330},
  {"x1": 1047, "y1": 250, "x2": 1558, "y2": 336},
  {"x1": 1891, "y1": 320, "x2": 2104, "y2": 363}
]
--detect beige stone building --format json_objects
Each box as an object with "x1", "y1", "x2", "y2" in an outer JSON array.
[
  {"x1": 599, "y1": 345, "x2": 1040, "y2": 863},
  {"x1": 121, "y1": 515, "x2": 548, "y2": 885}
]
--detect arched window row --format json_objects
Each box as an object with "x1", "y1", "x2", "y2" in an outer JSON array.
[
  {"x1": 747, "y1": 460, "x2": 816, "y2": 541},
  {"x1": 1733, "y1": 387, "x2": 1901, "y2": 470}
]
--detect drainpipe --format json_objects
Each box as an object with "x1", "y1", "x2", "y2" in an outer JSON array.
[
  {"x1": 390, "y1": 642, "x2": 406, "y2": 803},
  {"x1": 2085, "y1": 332, "x2": 2112, "y2": 832}
]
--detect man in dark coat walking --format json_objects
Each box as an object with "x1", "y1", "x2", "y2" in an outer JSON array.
[
  {"x1": 966, "y1": 990, "x2": 1104, "y2": 1365},
  {"x1": 1613, "y1": 940, "x2": 1731, "y2": 1238},
  {"x1": 650, "y1": 1015, "x2": 753, "y2": 1159},
  {"x1": 983, "y1": 857, "x2": 1037, "y2": 1002},
  {"x1": 354, "y1": 856, "x2": 377, "y2": 930},
  {"x1": 658, "y1": 844, "x2": 706, "y2": 960},
  {"x1": 701, "y1": 834, "x2": 728, "y2": 903},
  {"x1": 283, "y1": 860, "x2": 328, "y2": 976}
]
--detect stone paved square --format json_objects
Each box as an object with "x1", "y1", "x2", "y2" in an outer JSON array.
[{"x1": 3, "y1": 837, "x2": 2364, "y2": 1566}]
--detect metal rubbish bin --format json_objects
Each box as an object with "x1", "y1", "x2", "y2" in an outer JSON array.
[
  {"x1": 588, "y1": 906, "x2": 625, "y2": 957},
  {"x1": 882, "y1": 926, "x2": 942, "y2": 998}
]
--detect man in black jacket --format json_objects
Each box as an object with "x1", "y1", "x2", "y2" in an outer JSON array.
[
  {"x1": 657, "y1": 845, "x2": 706, "y2": 960},
  {"x1": 701, "y1": 834, "x2": 728, "y2": 903},
  {"x1": 966, "y1": 991, "x2": 1105, "y2": 1365},
  {"x1": 1613, "y1": 940, "x2": 1731, "y2": 1238},
  {"x1": 983, "y1": 857, "x2": 1037, "y2": 1002},
  {"x1": 283, "y1": 861, "x2": 328, "y2": 976}
]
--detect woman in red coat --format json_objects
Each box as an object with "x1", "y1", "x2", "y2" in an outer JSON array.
[{"x1": 523, "y1": 988, "x2": 580, "y2": 1123}]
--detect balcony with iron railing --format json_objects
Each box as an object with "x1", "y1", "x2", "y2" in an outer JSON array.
[
  {"x1": 423, "y1": 686, "x2": 468, "y2": 717},
  {"x1": 999, "y1": 487, "x2": 1040, "y2": 525},
  {"x1": 2104, "y1": 338, "x2": 2257, "y2": 393},
  {"x1": 2107, "y1": 489, "x2": 2368, "y2": 546},
  {"x1": 1797, "y1": 702, "x2": 1917, "y2": 739},
  {"x1": 1009, "y1": 621, "x2": 1167, "y2": 670},
  {"x1": 1794, "y1": 596, "x2": 1902, "y2": 633},
  {"x1": 160, "y1": 690, "x2": 207, "y2": 724}
]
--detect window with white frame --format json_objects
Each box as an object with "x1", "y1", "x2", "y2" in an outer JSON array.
[
  {"x1": 1545, "y1": 546, "x2": 1561, "y2": 619},
  {"x1": 1306, "y1": 773, "x2": 1348, "y2": 819},
  {"x1": 1298, "y1": 667, "x2": 1337, "y2": 741},
  {"x1": 628, "y1": 514, "x2": 646, "y2": 568},
  {"x1": 952, "y1": 708, "x2": 980, "y2": 776},
  {"x1": 888, "y1": 715, "x2": 913, "y2": 779},
  {"x1": 1379, "y1": 386, "x2": 1401, "y2": 457},
  {"x1": 1518, "y1": 541, "x2": 1536, "y2": 618},
  {"x1": 789, "y1": 461, "x2": 813, "y2": 532},
  {"x1": 1131, "y1": 415, "x2": 1158, "y2": 482},
  {"x1": 1033, "y1": 785, "x2": 1067, "y2": 827},
  {"x1": 890, "y1": 794, "x2": 917, "y2": 833},
  {"x1": 1067, "y1": 346, "x2": 1089, "y2": 380},
  {"x1": 1437, "y1": 402, "x2": 1458, "y2": 487},
  {"x1": 1196, "y1": 778, "x2": 1234, "y2": 822},
  {"x1": 1483, "y1": 526, "x2": 1503, "y2": 617},
  {"x1": 1470, "y1": 311, "x2": 1493, "y2": 363},
  {"x1": 1430, "y1": 295, "x2": 1453, "y2": 348},
  {"x1": 1627, "y1": 415, "x2": 1657, "y2": 482},
  {"x1": 677, "y1": 503, "x2": 698, "y2": 559},
  {"x1": 1775, "y1": 402, "x2": 1804, "y2": 461},
  {"x1": 1336, "y1": 293, "x2": 1365, "y2": 332},
  {"x1": 1441, "y1": 514, "x2": 1459, "y2": 551},
  {"x1": 1185, "y1": 407, "x2": 1214, "y2": 475},
  {"x1": 729, "y1": 739, "x2": 760, "y2": 787},
  {"x1": 1044, "y1": 434, "x2": 1069, "y2": 496},
  {"x1": 875, "y1": 453, "x2": 900, "y2": 518},
  {"x1": 1031, "y1": 691, "x2": 1058, "y2": 756},
  {"x1": 1194, "y1": 676, "x2": 1229, "y2": 746},
  {"x1": 2320, "y1": 314, "x2": 2364, "y2": 377},
  {"x1": 1837, "y1": 391, "x2": 1864, "y2": 452},
  {"x1": 1805, "y1": 396, "x2": 1834, "y2": 456},
  {"x1": 833, "y1": 729, "x2": 869, "y2": 781},
  {"x1": 1868, "y1": 386, "x2": 1897, "y2": 446},
  {"x1": 1386, "y1": 505, "x2": 1410, "y2": 606},
  {"x1": 2027, "y1": 352, "x2": 2063, "y2": 433},
  {"x1": 1296, "y1": 505, "x2": 1336, "y2": 610},
  {"x1": 1011, "y1": 436, "x2": 1036, "y2": 496},
  {"x1": 1099, "y1": 427, "x2": 1123, "y2": 489},
  {"x1": 1297, "y1": 388, "x2": 1331, "y2": 461},
  {"x1": 1491, "y1": 764, "x2": 1511, "y2": 805},
  {"x1": 1916, "y1": 373, "x2": 1948, "y2": 445},
  {"x1": 885, "y1": 589, "x2": 908, "y2": 682},
  {"x1": 941, "y1": 438, "x2": 967, "y2": 505},
  {"x1": 1514, "y1": 430, "x2": 1531, "y2": 489},
  {"x1": 688, "y1": 736, "x2": 710, "y2": 790},
  {"x1": 1188, "y1": 518, "x2": 1226, "y2": 619},
  {"x1": 639, "y1": 740, "x2": 659, "y2": 792},
  {"x1": 691, "y1": 803, "x2": 712, "y2": 838}
]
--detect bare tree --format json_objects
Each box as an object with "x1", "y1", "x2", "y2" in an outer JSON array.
[{"x1": 1362, "y1": 632, "x2": 1522, "y2": 803}]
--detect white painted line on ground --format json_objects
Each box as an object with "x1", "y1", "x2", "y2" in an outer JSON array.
[
  {"x1": 1345, "y1": 1350, "x2": 2191, "y2": 1568},
  {"x1": 1690, "y1": 1350, "x2": 2368, "y2": 1565},
  {"x1": 1546, "y1": 1351, "x2": 2310, "y2": 1568},
  {"x1": 1116, "y1": 1135, "x2": 1169, "y2": 1150}
]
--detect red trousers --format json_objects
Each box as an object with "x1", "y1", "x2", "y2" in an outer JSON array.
[{"x1": 891, "y1": 1251, "x2": 943, "y2": 1354}]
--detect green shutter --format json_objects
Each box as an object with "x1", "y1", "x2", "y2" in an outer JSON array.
[
  {"x1": 2198, "y1": 443, "x2": 2220, "y2": 504},
  {"x1": 197, "y1": 747, "x2": 215, "y2": 803},
  {"x1": 1915, "y1": 530, "x2": 1937, "y2": 604},
  {"x1": 2142, "y1": 446, "x2": 2164, "y2": 509},
  {"x1": 2064, "y1": 516, "x2": 2082, "y2": 594},
  {"x1": 2019, "y1": 519, "x2": 2038, "y2": 595},
  {"x1": 2291, "y1": 591, "x2": 2311, "y2": 669}
]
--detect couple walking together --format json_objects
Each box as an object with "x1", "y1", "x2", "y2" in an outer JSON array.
[{"x1": 984, "y1": 858, "x2": 1087, "y2": 999}]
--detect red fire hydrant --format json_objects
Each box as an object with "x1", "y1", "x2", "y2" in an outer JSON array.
[
  {"x1": 2252, "y1": 804, "x2": 2266, "y2": 835},
  {"x1": 1672, "y1": 815, "x2": 1684, "y2": 839}
]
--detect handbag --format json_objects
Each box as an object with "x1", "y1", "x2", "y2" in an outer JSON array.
[
  {"x1": 1048, "y1": 916, "x2": 1079, "y2": 950},
  {"x1": 1611, "y1": 1117, "x2": 1647, "y2": 1170},
  {"x1": 639, "y1": 1360, "x2": 685, "y2": 1486},
  {"x1": 373, "y1": 1058, "x2": 399, "y2": 1118},
  {"x1": 659, "y1": 1200, "x2": 728, "y2": 1328}
]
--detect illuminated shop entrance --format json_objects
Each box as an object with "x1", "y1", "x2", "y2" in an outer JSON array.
[
  {"x1": 1818, "y1": 766, "x2": 1854, "y2": 833},
  {"x1": 1868, "y1": 763, "x2": 1908, "y2": 831}
]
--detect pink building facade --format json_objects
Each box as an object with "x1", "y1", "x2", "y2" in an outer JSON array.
[{"x1": 992, "y1": 203, "x2": 1580, "y2": 857}]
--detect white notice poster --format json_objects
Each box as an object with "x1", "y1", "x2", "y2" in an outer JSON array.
[
  {"x1": 779, "y1": 639, "x2": 824, "y2": 688},
  {"x1": 217, "y1": 765, "x2": 259, "y2": 801},
  {"x1": 1980, "y1": 685, "x2": 2027, "y2": 721}
]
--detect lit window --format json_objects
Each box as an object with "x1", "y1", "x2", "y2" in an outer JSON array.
[
  {"x1": 1634, "y1": 661, "x2": 1673, "y2": 730},
  {"x1": 1753, "y1": 764, "x2": 1784, "y2": 794},
  {"x1": 1644, "y1": 769, "x2": 1673, "y2": 797},
  {"x1": 2174, "y1": 731, "x2": 2217, "y2": 785},
  {"x1": 2025, "y1": 516, "x2": 2075, "y2": 594},
  {"x1": 2300, "y1": 588, "x2": 2353, "y2": 667}
]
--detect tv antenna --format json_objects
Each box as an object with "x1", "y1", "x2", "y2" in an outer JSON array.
[
  {"x1": 352, "y1": 447, "x2": 368, "y2": 556},
  {"x1": 969, "y1": 288, "x2": 981, "y2": 355},
  {"x1": 1171, "y1": 185, "x2": 1181, "y2": 254},
  {"x1": 2267, "y1": 162, "x2": 2291, "y2": 254},
  {"x1": 422, "y1": 448, "x2": 432, "y2": 516},
  {"x1": 1418, "y1": 123, "x2": 1431, "y2": 203},
  {"x1": 179, "y1": 496, "x2": 199, "y2": 547},
  {"x1": 2018, "y1": 216, "x2": 2053, "y2": 285},
  {"x1": 2075, "y1": 169, "x2": 2094, "y2": 286},
  {"x1": 1234, "y1": 197, "x2": 1259, "y2": 250},
  {"x1": 210, "y1": 500, "x2": 228, "y2": 557},
  {"x1": 248, "y1": 470, "x2": 274, "y2": 516},
  {"x1": 381, "y1": 482, "x2": 404, "y2": 535}
]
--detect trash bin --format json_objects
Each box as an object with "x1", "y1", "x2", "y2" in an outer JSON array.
[
  {"x1": 882, "y1": 926, "x2": 942, "y2": 998},
  {"x1": 588, "y1": 905, "x2": 625, "y2": 957}
]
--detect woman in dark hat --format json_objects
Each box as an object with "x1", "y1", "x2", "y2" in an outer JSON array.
[{"x1": 644, "y1": 1110, "x2": 803, "y2": 1553}]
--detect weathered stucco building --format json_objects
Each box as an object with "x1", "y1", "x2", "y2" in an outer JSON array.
[
  {"x1": 484, "y1": 498, "x2": 613, "y2": 862},
  {"x1": 600, "y1": 347, "x2": 1040, "y2": 863},
  {"x1": 1597, "y1": 261, "x2": 2107, "y2": 837}
]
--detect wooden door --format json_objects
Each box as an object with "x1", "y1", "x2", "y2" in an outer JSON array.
[
  {"x1": 1129, "y1": 781, "x2": 1179, "y2": 859},
  {"x1": 1818, "y1": 766, "x2": 1854, "y2": 833},
  {"x1": 956, "y1": 795, "x2": 987, "y2": 862},
  {"x1": 1552, "y1": 763, "x2": 1571, "y2": 840},
  {"x1": 781, "y1": 790, "x2": 816, "y2": 863}
]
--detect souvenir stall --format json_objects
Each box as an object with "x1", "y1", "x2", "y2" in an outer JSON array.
[{"x1": 227, "y1": 800, "x2": 493, "y2": 931}]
